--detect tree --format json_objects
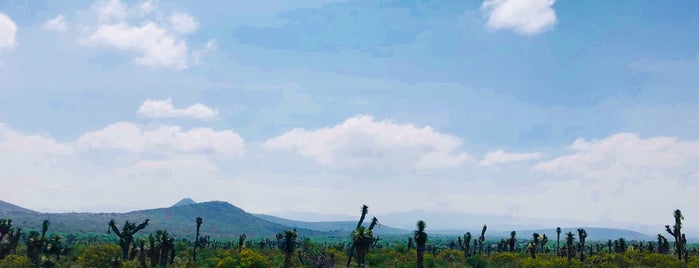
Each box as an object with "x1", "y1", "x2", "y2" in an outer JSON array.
[
  {"x1": 556, "y1": 227, "x2": 561, "y2": 256},
  {"x1": 281, "y1": 229, "x2": 297, "y2": 268},
  {"x1": 108, "y1": 219, "x2": 150, "y2": 260},
  {"x1": 528, "y1": 233, "x2": 540, "y2": 259},
  {"x1": 566, "y1": 232, "x2": 575, "y2": 266},
  {"x1": 457, "y1": 232, "x2": 472, "y2": 259},
  {"x1": 478, "y1": 225, "x2": 487, "y2": 255},
  {"x1": 665, "y1": 209, "x2": 685, "y2": 260},
  {"x1": 577, "y1": 229, "x2": 587, "y2": 262},
  {"x1": 414, "y1": 220, "x2": 428, "y2": 268},
  {"x1": 194, "y1": 217, "x2": 203, "y2": 262},
  {"x1": 26, "y1": 220, "x2": 50, "y2": 265},
  {"x1": 0, "y1": 219, "x2": 22, "y2": 260},
  {"x1": 508, "y1": 231, "x2": 516, "y2": 252},
  {"x1": 347, "y1": 205, "x2": 378, "y2": 268}
]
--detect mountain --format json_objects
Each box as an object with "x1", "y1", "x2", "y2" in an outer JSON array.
[
  {"x1": 0, "y1": 201, "x2": 322, "y2": 239},
  {"x1": 0, "y1": 200, "x2": 37, "y2": 214},
  {"x1": 254, "y1": 214, "x2": 409, "y2": 235},
  {"x1": 431, "y1": 227, "x2": 654, "y2": 242},
  {"x1": 171, "y1": 198, "x2": 197, "y2": 207}
]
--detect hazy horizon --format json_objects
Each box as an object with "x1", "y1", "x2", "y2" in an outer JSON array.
[{"x1": 1, "y1": 0, "x2": 698, "y2": 230}]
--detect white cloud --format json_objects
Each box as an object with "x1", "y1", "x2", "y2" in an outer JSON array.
[
  {"x1": 80, "y1": 0, "x2": 201, "y2": 70},
  {"x1": 138, "y1": 98, "x2": 218, "y2": 119},
  {"x1": 170, "y1": 12, "x2": 199, "y2": 34},
  {"x1": 76, "y1": 122, "x2": 245, "y2": 156},
  {"x1": 480, "y1": 149, "x2": 542, "y2": 167},
  {"x1": 0, "y1": 13, "x2": 18, "y2": 51},
  {"x1": 534, "y1": 133, "x2": 699, "y2": 180},
  {"x1": 42, "y1": 14, "x2": 68, "y2": 32},
  {"x1": 0, "y1": 124, "x2": 73, "y2": 154},
  {"x1": 264, "y1": 115, "x2": 470, "y2": 172},
  {"x1": 481, "y1": 0, "x2": 557, "y2": 35}
]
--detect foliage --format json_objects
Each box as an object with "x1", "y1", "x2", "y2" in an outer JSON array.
[
  {"x1": 0, "y1": 255, "x2": 31, "y2": 268},
  {"x1": 76, "y1": 243, "x2": 121, "y2": 268}
]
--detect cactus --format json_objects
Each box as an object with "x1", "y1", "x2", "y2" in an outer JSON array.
[
  {"x1": 458, "y1": 232, "x2": 472, "y2": 259},
  {"x1": 347, "y1": 205, "x2": 378, "y2": 268},
  {"x1": 477, "y1": 224, "x2": 487, "y2": 255},
  {"x1": 238, "y1": 234, "x2": 247, "y2": 252},
  {"x1": 414, "y1": 220, "x2": 427, "y2": 268},
  {"x1": 194, "y1": 217, "x2": 203, "y2": 262},
  {"x1": 556, "y1": 227, "x2": 561, "y2": 256},
  {"x1": 0, "y1": 219, "x2": 22, "y2": 259},
  {"x1": 566, "y1": 232, "x2": 575, "y2": 266},
  {"x1": 577, "y1": 229, "x2": 587, "y2": 261},
  {"x1": 281, "y1": 229, "x2": 298, "y2": 268},
  {"x1": 108, "y1": 219, "x2": 150, "y2": 260},
  {"x1": 665, "y1": 209, "x2": 685, "y2": 260}
]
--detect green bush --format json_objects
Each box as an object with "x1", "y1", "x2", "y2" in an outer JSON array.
[
  {"x1": 76, "y1": 243, "x2": 121, "y2": 268},
  {"x1": 0, "y1": 255, "x2": 32, "y2": 268}
]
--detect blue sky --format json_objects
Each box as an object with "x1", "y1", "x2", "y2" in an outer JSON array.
[{"x1": 1, "y1": 0, "x2": 698, "y2": 229}]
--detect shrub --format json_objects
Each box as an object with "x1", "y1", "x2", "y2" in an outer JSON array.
[
  {"x1": 0, "y1": 255, "x2": 32, "y2": 268},
  {"x1": 76, "y1": 244, "x2": 121, "y2": 268}
]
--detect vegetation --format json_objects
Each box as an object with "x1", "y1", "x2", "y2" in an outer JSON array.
[{"x1": 0, "y1": 208, "x2": 697, "y2": 267}]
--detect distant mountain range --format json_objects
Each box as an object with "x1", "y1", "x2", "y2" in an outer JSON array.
[{"x1": 0, "y1": 199, "x2": 672, "y2": 242}]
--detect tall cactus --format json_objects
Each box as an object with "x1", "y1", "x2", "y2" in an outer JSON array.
[
  {"x1": 556, "y1": 227, "x2": 561, "y2": 256},
  {"x1": 458, "y1": 232, "x2": 472, "y2": 259},
  {"x1": 507, "y1": 231, "x2": 516, "y2": 252},
  {"x1": 26, "y1": 220, "x2": 50, "y2": 265},
  {"x1": 414, "y1": 220, "x2": 427, "y2": 268},
  {"x1": 281, "y1": 229, "x2": 298, "y2": 268},
  {"x1": 0, "y1": 219, "x2": 22, "y2": 259},
  {"x1": 665, "y1": 209, "x2": 685, "y2": 260},
  {"x1": 566, "y1": 232, "x2": 575, "y2": 266},
  {"x1": 478, "y1": 225, "x2": 487, "y2": 255},
  {"x1": 194, "y1": 217, "x2": 203, "y2": 262},
  {"x1": 577, "y1": 229, "x2": 587, "y2": 262},
  {"x1": 108, "y1": 219, "x2": 150, "y2": 260},
  {"x1": 348, "y1": 205, "x2": 377, "y2": 268}
]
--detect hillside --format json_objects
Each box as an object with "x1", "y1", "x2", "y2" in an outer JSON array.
[
  {"x1": 254, "y1": 214, "x2": 409, "y2": 235},
  {"x1": 0, "y1": 200, "x2": 37, "y2": 214},
  {"x1": 1, "y1": 201, "x2": 322, "y2": 239}
]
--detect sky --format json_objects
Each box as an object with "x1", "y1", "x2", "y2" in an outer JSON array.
[{"x1": 1, "y1": 0, "x2": 699, "y2": 230}]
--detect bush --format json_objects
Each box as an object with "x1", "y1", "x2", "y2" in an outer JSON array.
[
  {"x1": 76, "y1": 243, "x2": 121, "y2": 268},
  {"x1": 0, "y1": 255, "x2": 32, "y2": 268}
]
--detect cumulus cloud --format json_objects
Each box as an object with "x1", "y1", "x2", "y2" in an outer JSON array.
[
  {"x1": 170, "y1": 12, "x2": 199, "y2": 34},
  {"x1": 76, "y1": 122, "x2": 245, "y2": 156},
  {"x1": 0, "y1": 124, "x2": 73, "y2": 154},
  {"x1": 480, "y1": 149, "x2": 542, "y2": 167},
  {"x1": 264, "y1": 115, "x2": 470, "y2": 172},
  {"x1": 0, "y1": 13, "x2": 18, "y2": 51},
  {"x1": 534, "y1": 133, "x2": 699, "y2": 180},
  {"x1": 42, "y1": 14, "x2": 68, "y2": 32},
  {"x1": 80, "y1": 0, "x2": 201, "y2": 70},
  {"x1": 481, "y1": 0, "x2": 557, "y2": 35},
  {"x1": 138, "y1": 98, "x2": 218, "y2": 119}
]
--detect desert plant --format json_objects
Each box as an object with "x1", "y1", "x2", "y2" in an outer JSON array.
[
  {"x1": 665, "y1": 209, "x2": 685, "y2": 260},
  {"x1": 507, "y1": 231, "x2": 516, "y2": 252},
  {"x1": 566, "y1": 232, "x2": 575, "y2": 266},
  {"x1": 578, "y1": 228, "x2": 587, "y2": 262},
  {"x1": 556, "y1": 227, "x2": 561, "y2": 256},
  {"x1": 194, "y1": 216, "x2": 203, "y2": 262},
  {"x1": 414, "y1": 220, "x2": 428, "y2": 268},
  {"x1": 281, "y1": 229, "x2": 298, "y2": 268},
  {"x1": 107, "y1": 219, "x2": 150, "y2": 260}
]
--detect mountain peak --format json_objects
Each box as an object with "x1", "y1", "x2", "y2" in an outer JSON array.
[{"x1": 171, "y1": 198, "x2": 197, "y2": 207}]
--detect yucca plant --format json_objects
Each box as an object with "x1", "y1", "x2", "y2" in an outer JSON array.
[
  {"x1": 665, "y1": 209, "x2": 685, "y2": 260},
  {"x1": 108, "y1": 219, "x2": 150, "y2": 260},
  {"x1": 414, "y1": 220, "x2": 428, "y2": 268},
  {"x1": 194, "y1": 216, "x2": 203, "y2": 262}
]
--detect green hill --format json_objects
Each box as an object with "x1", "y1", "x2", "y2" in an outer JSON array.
[{"x1": 0, "y1": 201, "x2": 323, "y2": 239}]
